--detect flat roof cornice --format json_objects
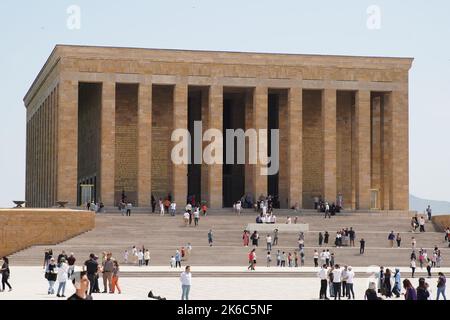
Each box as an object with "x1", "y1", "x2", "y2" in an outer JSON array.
[{"x1": 24, "y1": 44, "x2": 414, "y2": 105}]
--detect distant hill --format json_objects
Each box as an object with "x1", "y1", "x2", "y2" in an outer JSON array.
[{"x1": 409, "y1": 194, "x2": 450, "y2": 215}]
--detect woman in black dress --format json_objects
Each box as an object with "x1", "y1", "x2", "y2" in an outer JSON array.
[
  {"x1": 383, "y1": 268, "x2": 393, "y2": 298},
  {"x1": 1, "y1": 257, "x2": 12, "y2": 292}
]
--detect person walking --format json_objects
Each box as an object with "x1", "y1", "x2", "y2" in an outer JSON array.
[
  {"x1": 317, "y1": 264, "x2": 329, "y2": 300},
  {"x1": 359, "y1": 238, "x2": 366, "y2": 254},
  {"x1": 151, "y1": 195, "x2": 156, "y2": 213},
  {"x1": 194, "y1": 207, "x2": 200, "y2": 226},
  {"x1": 403, "y1": 279, "x2": 417, "y2": 300},
  {"x1": 46, "y1": 257, "x2": 57, "y2": 295},
  {"x1": 208, "y1": 230, "x2": 213, "y2": 247},
  {"x1": 416, "y1": 277, "x2": 430, "y2": 300},
  {"x1": 266, "y1": 234, "x2": 272, "y2": 251},
  {"x1": 393, "y1": 268, "x2": 401, "y2": 298},
  {"x1": 111, "y1": 260, "x2": 121, "y2": 294},
  {"x1": 426, "y1": 258, "x2": 433, "y2": 278},
  {"x1": 56, "y1": 257, "x2": 69, "y2": 297},
  {"x1": 349, "y1": 227, "x2": 356, "y2": 247},
  {"x1": 436, "y1": 272, "x2": 446, "y2": 300},
  {"x1": 383, "y1": 268, "x2": 392, "y2": 298},
  {"x1": 0, "y1": 257, "x2": 12, "y2": 292},
  {"x1": 319, "y1": 232, "x2": 323, "y2": 247},
  {"x1": 248, "y1": 249, "x2": 256, "y2": 270},
  {"x1": 266, "y1": 252, "x2": 272, "y2": 267},
  {"x1": 320, "y1": 250, "x2": 327, "y2": 266},
  {"x1": 410, "y1": 258, "x2": 416, "y2": 278},
  {"x1": 180, "y1": 266, "x2": 192, "y2": 300},
  {"x1": 67, "y1": 253, "x2": 76, "y2": 278},
  {"x1": 276, "y1": 250, "x2": 281, "y2": 267}
]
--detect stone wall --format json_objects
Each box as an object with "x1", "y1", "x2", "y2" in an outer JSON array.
[
  {"x1": 432, "y1": 215, "x2": 450, "y2": 232},
  {"x1": 115, "y1": 84, "x2": 138, "y2": 204},
  {"x1": 302, "y1": 90, "x2": 323, "y2": 208},
  {"x1": 151, "y1": 85, "x2": 173, "y2": 200},
  {"x1": 0, "y1": 209, "x2": 95, "y2": 257}
]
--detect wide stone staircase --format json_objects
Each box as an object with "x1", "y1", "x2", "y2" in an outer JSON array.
[{"x1": 10, "y1": 210, "x2": 449, "y2": 268}]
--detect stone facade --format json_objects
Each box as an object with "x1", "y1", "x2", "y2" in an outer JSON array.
[{"x1": 23, "y1": 45, "x2": 413, "y2": 210}]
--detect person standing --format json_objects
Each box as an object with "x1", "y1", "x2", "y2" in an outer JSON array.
[
  {"x1": 426, "y1": 258, "x2": 433, "y2": 278},
  {"x1": 276, "y1": 250, "x2": 281, "y2": 267},
  {"x1": 170, "y1": 202, "x2": 177, "y2": 216},
  {"x1": 175, "y1": 250, "x2": 182, "y2": 268},
  {"x1": 383, "y1": 268, "x2": 392, "y2": 298},
  {"x1": 56, "y1": 257, "x2": 69, "y2": 297},
  {"x1": 144, "y1": 249, "x2": 150, "y2": 266},
  {"x1": 332, "y1": 265, "x2": 342, "y2": 300},
  {"x1": 180, "y1": 266, "x2": 192, "y2": 300},
  {"x1": 396, "y1": 233, "x2": 402, "y2": 247},
  {"x1": 341, "y1": 266, "x2": 348, "y2": 298},
  {"x1": 102, "y1": 253, "x2": 114, "y2": 293},
  {"x1": 392, "y1": 268, "x2": 401, "y2": 298},
  {"x1": 46, "y1": 257, "x2": 57, "y2": 295},
  {"x1": 251, "y1": 231, "x2": 259, "y2": 247},
  {"x1": 319, "y1": 232, "x2": 323, "y2": 247},
  {"x1": 272, "y1": 229, "x2": 279, "y2": 246},
  {"x1": 126, "y1": 202, "x2": 132, "y2": 216},
  {"x1": 137, "y1": 250, "x2": 144, "y2": 267},
  {"x1": 436, "y1": 272, "x2": 447, "y2": 300},
  {"x1": 236, "y1": 200, "x2": 242, "y2": 215},
  {"x1": 426, "y1": 205, "x2": 432, "y2": 221},
  {"x1": 151, "y1": 194, "x2": 156, "y2": 213},
  {"x1": 111, "y1": 260, "x2": 121, "y2": 294},
  {"x1": 266, "y1": 234, "x2": 272, "y2": 251},
  {"x1": 346, "y1": 266, "x2": 355, "y2": 299},
  {"x1": 67, "y1": 253, "x2": 76, "y2": 278},
  {"x1": 320, "y1": 250, "x2": 327, "y2": 266},
  {"x1": 242, "y1": 230, "x2": 249, "y2": 247},
  {"x1": 359, "y1": 238, "x2": 365, "y2": 254},
  {"x1": 201, "y1": 203, "x2": 208, "y2": 216},
  {"x1": 419, "y1": 216, "x2": 426, "y2": 232},
  {"x1": 84, "y1": 253, "x2": 98, "y2": 295},
  {"x1": 317, "y1": 264, "x2": 329, "y2": 300},
  {"x1": 349, "y1": 227, "x2": 355, "y2": 247},
  {"x1": 0, "y1": 257, "x2": 12, "y2": 292},
  {"x1": 248, "y1": 249, "x2": 256, "y2": 270},
  {"x1": 313, "y1": 250, "x2": 319, "y2": 267},
  {"x1": 324, "y1": 231, "x2": 329, "y2": 246},
  {"x1": 388, "y1": 231, "x2": 395, "y2": 248},
  {"x1": 208, "y1": 230, "x2": 213, "y2": 247}
]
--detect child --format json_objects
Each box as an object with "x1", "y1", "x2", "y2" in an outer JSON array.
[
  {"x1": 266, "y1": 252, "x2": 272, "y2": 267},
  {"x1": 170, "y1": 256, "x2": 175, "y2": 268},
  {"x1": 201, "y1": 203, "x2": 208, "y2": 216}
]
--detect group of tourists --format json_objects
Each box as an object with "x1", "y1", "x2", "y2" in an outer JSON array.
[
  {"x1": 170, "y1": 244, "x2": 192, "y2": 268},
  {"x1": 123, "y1": 246, "x2": 151, "y2": 266},
  {"x1": 317, "y1": 264, "x2": 355, "y2": 299},
  {"x1": 42, "y1": 249, "x2": 121, "y2": 298}
]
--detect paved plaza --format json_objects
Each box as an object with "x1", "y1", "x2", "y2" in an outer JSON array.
[{"x1": 1, "y1": 266, "x2": 448, "y2": 300}]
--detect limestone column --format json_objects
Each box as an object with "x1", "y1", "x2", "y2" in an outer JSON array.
[
  {"x1": 206, "y1": 85, "x2": 223, "y2": 208},
  {"x1": 322, "y1": 89, "x2": 337, "y2": 204},
  {"x1": 137, "y1": 83, "x2": 152, "y2": 207},
  {"x1": 382, "y1": 94, "x2": 392, "y2": 210},
  {"x1": 99, "y1": 81, "x2": 116, "y2": 207},
  {"x1": 288, "y1": 87, "x2": 303, "y2": 208},
  {"x1": 389, "y1": 89, "x2": 409, "y2": 210},
  {"x1": 355, "y1": 90, "x2": 371, "y2": 209},
  {"x1": 172, "y1": 82, "x2": 188, "y2": 206},
  {"x1": 57, "y1": 79, "x2": 78, "y2": 206},
  {"x1": 253, "y1": 86, "x2": 268, "y2": 199}
]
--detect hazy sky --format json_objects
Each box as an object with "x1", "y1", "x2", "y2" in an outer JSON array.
[{"x1": 0, "y1": 0, "x2": 449, "y2": 207}]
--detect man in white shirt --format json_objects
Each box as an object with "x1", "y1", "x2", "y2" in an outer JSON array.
[
  {"x1": 180, "y1": 266, "x2": 192, "y2": 300},
  {"x1": 170, "y1": 202, "x2": 176, "y2": 216},
  {"x1": 320, "y1": 250, "x2": 327, "y2": 266},
  {"x1": 332, "y1": 264, "x2": 342, "y2": 300},
  {"x1": 346, "y1": 266, "x2": 355, "y2": 299},
  {"x1": 317, "y1": 265, "x2": 329, "y2": 300}
]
